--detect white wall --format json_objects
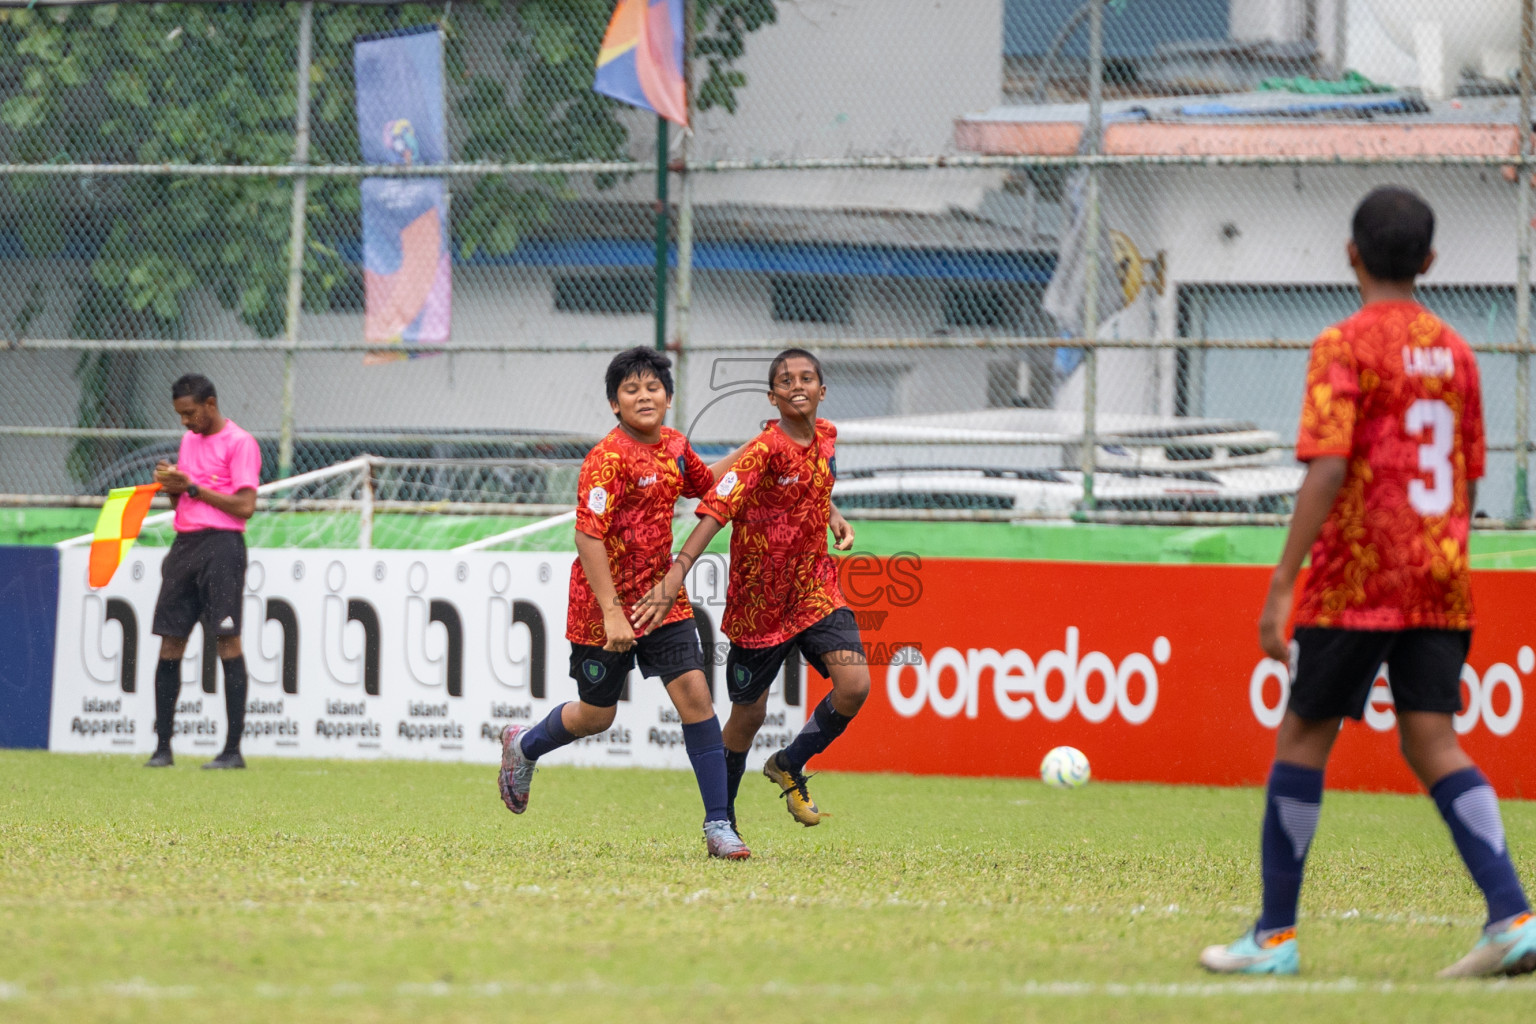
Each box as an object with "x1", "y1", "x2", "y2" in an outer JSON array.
[{"x1": 601, "y1": 0, "x2": 1005, "y2": 213}]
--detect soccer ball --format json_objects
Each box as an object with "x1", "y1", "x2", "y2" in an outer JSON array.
[{"x1": 1040, "y1": 746, "x2": 1091, "y2": 789}]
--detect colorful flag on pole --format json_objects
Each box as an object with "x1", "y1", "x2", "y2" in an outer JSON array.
[
  {"x1": 594, "y1": 0, "x2": 687, "y2": 125},
  {"x1": 89, "y1": 484, "x2": 160, "y2": 589},
  {"x1": 355, "y1": 27, "x2": 451, "y2": 359}
]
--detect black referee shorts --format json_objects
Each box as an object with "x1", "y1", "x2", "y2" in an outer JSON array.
[
  {"x1": 1288, "y1": 626, "x2": 1471, "y2": 721},
  {"x1": 152, "y1": 529, "x2": 248, "y2": 639}
]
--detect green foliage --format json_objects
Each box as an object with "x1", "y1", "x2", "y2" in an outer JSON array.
[{"x1": 0, "y1": 2, "x2": 775, "y2": 480}]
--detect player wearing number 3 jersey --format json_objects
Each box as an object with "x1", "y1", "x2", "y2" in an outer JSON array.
[
  {"x1": 1292, "y1": 298, "x2": 1482, "y2": 630},
  {"x1": 1201, "y1": 187, "x2": 1534, "y2": 979}
]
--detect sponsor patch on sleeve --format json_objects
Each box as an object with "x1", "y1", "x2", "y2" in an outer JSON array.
[
  {"x1": 715, "y1": 470, "x2": 739, "y2": 498},
  {"x1": 587, "y1": 486, "x2": 608, "y2": 515}
]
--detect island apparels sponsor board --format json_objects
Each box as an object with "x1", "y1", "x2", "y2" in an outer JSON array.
[
  {"x1": 811, "y1": 559, "x2": 1536, "y2": 799},
  {"x1": 50, "y1": 548, "x2": 802, "y2": 767}
]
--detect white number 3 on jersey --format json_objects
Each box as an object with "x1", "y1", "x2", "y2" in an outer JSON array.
[{"x1": 1406, "y1": 398, "x2": 1454, "y2": 516}]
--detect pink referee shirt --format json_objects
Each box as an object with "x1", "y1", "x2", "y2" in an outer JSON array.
[{"x1": 173, "y1": 420, "x2": 261, "y2": 533}]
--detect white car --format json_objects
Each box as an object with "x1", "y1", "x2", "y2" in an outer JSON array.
[{"x1": 832, "y1": 465, "x2": 1304, "y2": 517}]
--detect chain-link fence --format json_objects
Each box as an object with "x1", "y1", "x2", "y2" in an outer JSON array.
[{"x1": 3, "y1": 1, "x2": 1535, "y2": 523}]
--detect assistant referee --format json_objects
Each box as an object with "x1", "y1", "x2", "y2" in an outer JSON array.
[{"x1": 146, "y1": 373, "x2": 261, "y2": 769}]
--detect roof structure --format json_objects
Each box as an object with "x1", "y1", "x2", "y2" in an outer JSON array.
[{"x1": 956, "y1": 91, "x2": 1526, "y2": 157}]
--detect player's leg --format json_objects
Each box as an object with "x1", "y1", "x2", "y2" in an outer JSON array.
[
  {"x1": 778, "y1": 608, "x2": 868, "y2": 772},
  {"x1": 146, "y1": 536, "x2": 200, "y2": 767},
  {"x1": 201, "y1": 533, "x2": 249, "y2": 769},
  {"x1": 722, "y1": 641, "x2": 787, "y2": 828},
  {"x1": 641, "y1": 621, "x2": 748, "y2": 858},
  {"x1": 1202, "y1": 627, "x2": 1387, "y2": 974},
  {"x1": 497, "y1": 646, "x2": 625, "y2": 814},
  {"x1": 763, "y1": 609, "x2": 867, "y2": 826},
  {"x1": 1388, "y1": 632, "x2": 1536, "y2": 977}
]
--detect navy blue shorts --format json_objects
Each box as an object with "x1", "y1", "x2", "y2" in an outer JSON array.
[
  {"x1": 1288, "y1": 627, "x2": 1470, "y2": 721},
  {"x1": 725, "y1": 607, "x2": 865, "y2": 705},
  {"x1": 568, "y1": 617, "x2": 706, "y2": 708}
]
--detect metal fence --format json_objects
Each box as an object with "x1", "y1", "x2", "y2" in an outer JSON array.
[{"x1": 3, "y1": 1, "x2": 1535, "y2": 523}]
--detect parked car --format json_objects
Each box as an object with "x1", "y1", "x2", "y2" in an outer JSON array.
[{"x1": 832, "y1": 465, "x2": 1303, "y2": 516}]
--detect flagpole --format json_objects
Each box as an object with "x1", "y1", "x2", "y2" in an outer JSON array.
[{"x1": 653, "y1": 115, "x2": 669, "y2": 352}]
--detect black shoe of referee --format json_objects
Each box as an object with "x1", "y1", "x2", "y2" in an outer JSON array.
[
  {"x1": 144, "y1": 749, "x2": 174, "y2": 768},
  {"x1": 201, "y1": 750, "x2": 245, "y2": 770}
]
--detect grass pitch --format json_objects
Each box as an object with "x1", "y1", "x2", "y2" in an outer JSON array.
[{"x1": 2, "y1": 752, "x2": 1534, "y2": 1023}]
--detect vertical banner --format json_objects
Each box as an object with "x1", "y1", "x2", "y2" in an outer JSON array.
[{"x1": 355, "y1": 27, "x2": 451, "y2": 358}]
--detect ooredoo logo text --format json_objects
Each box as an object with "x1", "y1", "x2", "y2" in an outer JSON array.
[
  {"x1": 885, "y1": 627, "x2": 1167, "y2": 725},
  {"x1": 1249, "y1": 648, "x2": 1528, "y2": 736}
]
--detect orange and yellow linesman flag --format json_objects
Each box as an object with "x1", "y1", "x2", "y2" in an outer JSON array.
[
  {"x1": 593, "y1": 0, "x2": 687, "y2": 126},
  {"x1": 89, "y1": 483, "x2": 160, "y2": 589}
]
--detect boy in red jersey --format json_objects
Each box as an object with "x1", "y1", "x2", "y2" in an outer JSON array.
[
  {"x1": 635, "y1": 349, "x2": 864, "y2": 829},
  {"x1": 497, "y1": 347, "x2": 749, "y2": 860},
  {"x1": 1201, "y1": 187, "x2": 1534, "y2": 978}
]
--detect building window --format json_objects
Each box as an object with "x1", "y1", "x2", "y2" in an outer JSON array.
[
  {"x1": 554, "y1": 273, "x2": 653, "y2": 314},
  {"x1": 771, "y1": 275, "x2": 851, "y2": 325},
  {"x1": 944, "y1": 285, "x2": 1023, "y2": 330}
]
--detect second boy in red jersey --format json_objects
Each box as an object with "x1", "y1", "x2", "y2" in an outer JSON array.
[
  {"x1": 497, "y1": 347, "x2": 749, "y2": 860},
  {"x1": 635, "y1": 349, "x2": 865, "y2": 829},
  {"x1": 1201, "y1": 187, "x2": 1534, "y2": 978}
]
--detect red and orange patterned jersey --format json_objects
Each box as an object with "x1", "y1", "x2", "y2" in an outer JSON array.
[
  {"x1": 1294, "y1": 300, "x2": 1485, "y2": 630},
  {"x1": 697, "y1": 418, "x2": 846, "y2": 647},
  {"x1": 567, "y1": 426, "x2": 715, "y2": 645}
]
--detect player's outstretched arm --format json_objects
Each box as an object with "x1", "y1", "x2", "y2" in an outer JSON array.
[
  {"x1": 576, "y1": 531, "x2": 636, "y2": 653},
  {"x1": 1259, "y1": 456, "x2": 1347, "y2": 660},
  {"x1": 630, "y1": 515, "x2": 724, "y2": 633},
  {"x1": 708, "y1": 440, "x2": 753, "y2": 481}
]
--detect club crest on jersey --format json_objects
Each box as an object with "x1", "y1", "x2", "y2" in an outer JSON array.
[
  {"x1": 1404, "y1": 346, "x2": 1454, "y2": 378},
  {"x1": 716, "y1": 471, "x2": 739, "y2": 497},
  {"x1": 587, "y1": 486, "x2": 608, "y2": 514},
  {"x1": 582, "y1": 659, "x2": 607, "y2": 682}
]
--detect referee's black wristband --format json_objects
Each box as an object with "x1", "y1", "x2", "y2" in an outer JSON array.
[{"x1": 186, "y1": 484, "x2": 200, "y2": 499}]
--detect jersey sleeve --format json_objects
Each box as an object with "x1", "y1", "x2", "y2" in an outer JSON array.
[
  {"x1": 575, "y1": 449, "x2": 625, "y2": 540},
  {"x1": 679, "y1": 442, "x2": 716, "y2": 500},
  {"x1": 698, "y1": 435, "x2": 771, "y2": 524},
  {"x1": 1461, "y1": 351, "x2": 1487, "y2": 482},
  {"x1": 1295, "y1": 326, "x2": 1360, "y2": 461},
  {"x1": 228, "y1": 432, "x2": 262, "y2": 491}
]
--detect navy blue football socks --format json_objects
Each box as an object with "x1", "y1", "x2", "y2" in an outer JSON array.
[
  {"x1": 220, "y1": 655, "x2": 247, "y2": 753},
  {"x1": 1256, "y1": 761, "x2": 1324, "y2": 932},
  {"x1": 153, "y1": 658, "x2": 181, "y2": 751},
  {"x1": 518, "y1": 702, "x2": 576, "y2": 761},
  {"x1": 1431, "y1": 766, "x2": 1531, "y2": 927},
  {"x1": 780, "y1": 695, "x2": 854, "y2": 775},
  {"x1": 724, "y1": 747, "x2": 749, "y2": 822},
  {"x1": 682, "y1": 717, "x2": 731, "y2": 824}
]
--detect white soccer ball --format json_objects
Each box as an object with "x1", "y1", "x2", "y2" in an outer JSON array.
[{"x1": 1040, "y1": 746, "x2": 1091, "y2": 789}]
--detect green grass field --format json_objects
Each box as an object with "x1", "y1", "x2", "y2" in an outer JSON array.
[{"x1": 2, "y1": 751, "x2": 1534, "y2": 1023}]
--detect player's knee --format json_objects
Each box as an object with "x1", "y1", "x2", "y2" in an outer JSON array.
[
  {"x1": 215, "y1": 635, "x2": 242, "y2": 660},
  {"x1": 158, "y1": 637, "x2": 188, "y2": 661},
  {"x1": 729, "y1": 700, "x2": 769, "y2": 731},
  {"x1": 567, "y1": 701, "x2": 617, "y2": 737},
  {"x1": 665, "y1": 672, "x2": 715, "y2": 723},
  {"x1": 833, "y1": 669, "x2": 871, "y2": 710}
]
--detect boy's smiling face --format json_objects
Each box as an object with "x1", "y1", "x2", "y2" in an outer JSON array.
[
  {"x1": 769, "y1": 356, "x2": 825, "y2": 422},
  {"x1": 610, "y1": 370, "x2": 670, "y2": 436}
]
